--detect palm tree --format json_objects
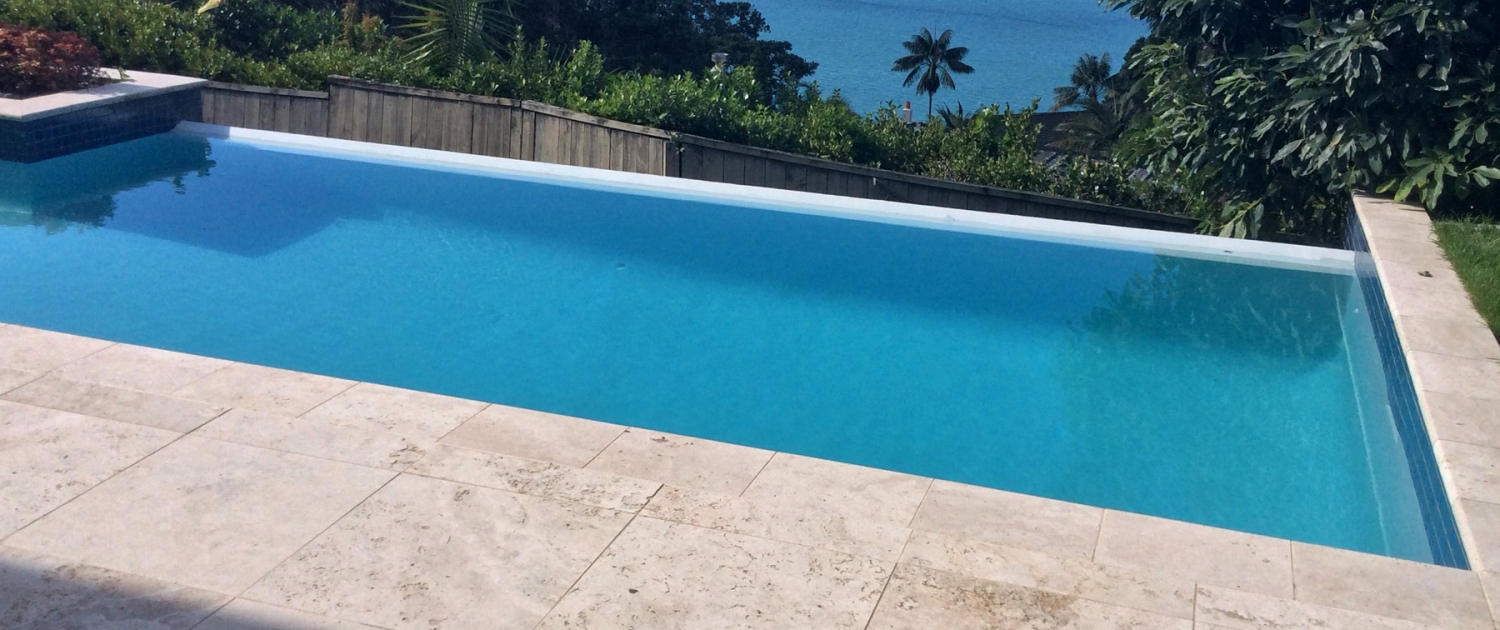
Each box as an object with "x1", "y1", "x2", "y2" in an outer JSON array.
[
  {"x1": 399, "y1": 0, "x2": 513, "y2": 70},
  {"x1": 1050, "y1": 52, "x2": 1112, "y2": 112},
  {"x1": 891, "y1": 28, "x2": 975, "y2": 120},
  {"x1": 1056, "y1": 96, "x2": 1140, "y2": 155}
]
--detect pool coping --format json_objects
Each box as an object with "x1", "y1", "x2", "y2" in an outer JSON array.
[
  {"x1": 0, "y1": 322, "x2": 1492, "y2": 628},
  {"x1": 0, "y1": 136, "x2": 1494, "y2": 627},
  {"x1": 0, "y1": 70, "x2": 205, "y2": 122},
  {"x1": 1350, "y1": 195, "x2": 1500, "y2": 599}
]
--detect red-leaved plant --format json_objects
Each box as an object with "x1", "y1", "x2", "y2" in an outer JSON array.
[{"x1": 0, "y1": 23, "x2": 108, "y2": 98}]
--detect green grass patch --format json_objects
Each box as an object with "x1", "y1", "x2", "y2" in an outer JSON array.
[{"x1": 1434, "y1": 218, "x2": 1500, "y2": 337}]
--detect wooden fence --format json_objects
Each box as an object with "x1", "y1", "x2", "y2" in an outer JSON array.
[{"x1": 197, "y1": 78, "x2": 1198, "y2": 232}]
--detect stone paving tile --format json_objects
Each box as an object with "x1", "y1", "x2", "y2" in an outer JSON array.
[
  {"x1": 1397, "y1": 316, "x2": 1500, "y2": 360},
  {"x1": 864, "y1": 563, "x2": 1192, "y2": 630},
  {"x1": 301, "y1": 382, "x2": 488, "y2": 442},
  {"x1": 0, "y1": 400, "x2": 177, "y2": 539},
  {"x1": 1458, "y1": 500, "x2": 1500, "y2": 572},
  {"x1": 1291, "y1": 542, "x2": 1491, "y2": 630},
  {"x1": 1387, "y1": 286, "x2": 1490, "y2": 326},
  {"x1": 1409, "y1": 351, "x2": 1500, "y2": 402},
  {"x1": 48, "y1": 344, "x2": 230, "y2": 395},
  {"x1": 0, "y1": 546, "x2": 229, "y2": 630},
  {"x1": 440, "y1": 404, "x2": 624, "y2": 468},
  {"x1": 4, "y1": 376, "x2": 228, "y2": 433},
  {"x1": 196, "y1": 408, "x2": 426, "y2": 471},
  {"x1": 1369, "y1": 235, "x2": 1453, "y2": 267},
  {"x1": 536, "y1": 517, "x2": 891, "y2": 630},
  {"x1": 1377, "y1": 259, "x2": 1467, "y2": 293},
  {"x1": 0, "y1": 368, "x2": 40, "y2": 396},
  {"x1": 1439, "y1": 440, "x2": 1500, "y2": 504},
  {"x1": 910, "y1": 480, "x2": 1102, "y2": 560},
  {"x1": 1094, "y1": 510, "x2": 1292, "y2": 598},
  {"x1": 0, "y1": 328, "x2": 112, "y2": 373},
  {"x1": 6, "y1": 436, "x2": 394, "y2": 594},
  {"x1": 586, "y1": 427, "x2": 774, "y2": 495},
  {"x1": 1368, "y1": 216, "x2": 1439, "y2": 242},
  {"x1": 640, "y1": 485, "x2": 911, "y2": 561},
  {"x1": 1480, "y1": 571, "x2": 1500, "y2": 630},
  {"x1": 173, "y1": 363, "x2": 356, "y2": 417},
  {"x1": 1427, "y1": 391, "x2": 1500, "y2": 449},
  {"x1": 740, "y1": 452, "x2": 930, "y2": 528},
  {"x1": 409, "y1": 443, "x2": 660, "y2": 512},
  {"x1": 247, "y1": 474, "x2": 631, "y2": 630},
  {"x1": 900, "y1": 530, "x2": 1194, "y2": 620},
  {"x1": 1360, "y1": 199, "x2": 1434, "y2": 225},
  {"x1": 1195, "y1": 585, "x2": 1435, "y2": 630},
  {"x1": 197, "y1": 599, "x2": 388, "y2": 630}
]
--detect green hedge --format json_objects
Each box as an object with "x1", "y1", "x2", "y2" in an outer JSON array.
[{"x1": 1, "y1": 0, "x2": 1212, "y2": 225}]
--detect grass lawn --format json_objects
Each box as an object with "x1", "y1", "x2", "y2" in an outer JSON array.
[{"x1": 1434, "y1": 218, "x2": 1500, "y2": 338}]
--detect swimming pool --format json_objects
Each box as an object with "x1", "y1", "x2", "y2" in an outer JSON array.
[{"x1": 0, "y1": 125, "x2": 1459, "y2": 566}]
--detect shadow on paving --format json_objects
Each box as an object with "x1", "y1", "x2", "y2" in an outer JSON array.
[{"x1": 0, "y1": 549, "x2": 374, "y2": 630}]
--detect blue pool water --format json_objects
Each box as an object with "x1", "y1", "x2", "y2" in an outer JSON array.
[
  {"x1": 0, "y1": 132, "x2": 1441, "y2": 563},
  {"x1": 750, "y1": 0, "x2": 1146, "y2": 112}
]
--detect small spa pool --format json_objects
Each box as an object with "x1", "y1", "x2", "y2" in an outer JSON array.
[{"x1": 0, "y1": 125, "x2": 1461, "y2": 566}]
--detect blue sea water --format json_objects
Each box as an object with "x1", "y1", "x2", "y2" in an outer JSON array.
[
  {"x1": 0, "y1": 132, "x2": 1438, "y2": 563},
  {"x1": 750, "y1": 0, "x2": 1147, "y2": 113}
]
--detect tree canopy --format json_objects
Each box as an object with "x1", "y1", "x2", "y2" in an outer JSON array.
[
  {"x1": 892, "y1": 28, "x2": 974, "y2": 118},
  {"x1": 1108, "y1": 0, "x2": 1500, "y2": 237}
]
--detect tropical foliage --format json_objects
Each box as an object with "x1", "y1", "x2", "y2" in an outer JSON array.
[
  {"x1": 1107, "y1": 0, "x2": 1500, "y2": 238},
  {"x1": 892, "y1": 28, "x2": 974, "y2": 118},
  {"x1": 1051, "y1": 52, "x2": 1112, "y2": 111},
  {"x1": 0, "y1": 0, "x2": 1215, "y2": 225},
  {"x1": 396, "y1": 0, "x2": 510, "y2": 70}
]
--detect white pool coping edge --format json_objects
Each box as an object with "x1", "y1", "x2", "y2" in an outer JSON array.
[
  {"x1": 175, "y1": 122, "x2": 1356, "y2": 274},
  {"x1": 1, "y1": 71, "x2": 205, "y2": 122}
]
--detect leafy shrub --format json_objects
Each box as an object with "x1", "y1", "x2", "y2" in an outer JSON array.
[
  {"x1": 0, "y1": 23, "x2": 106, "y2": 97},
  {"x1": 1109, "y1": 0, "x2": 1500, "y2": 237},
  {"x1": 0, "y1": 0, "x2": 1209, "y2": 223}
]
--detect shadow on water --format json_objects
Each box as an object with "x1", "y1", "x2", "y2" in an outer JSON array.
[{"x1": 0, "y1": 136, "x2": 215, "y2": 234}]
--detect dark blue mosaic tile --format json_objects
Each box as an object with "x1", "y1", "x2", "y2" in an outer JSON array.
[
  {"x1": 1346, "y1": 209, "x2": 1470, "y2": 569},
  {"x1": 1, "y1": 89, "x2": 201, "y2": 163}
]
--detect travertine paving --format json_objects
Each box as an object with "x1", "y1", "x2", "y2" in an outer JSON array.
[{"x1": 1, "y1": 195, "x2": 1497, "y2": 629}]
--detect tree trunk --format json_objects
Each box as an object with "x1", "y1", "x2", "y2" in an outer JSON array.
[{"x1": 927, "y1": 92, "x2": 933, "y2": 120}]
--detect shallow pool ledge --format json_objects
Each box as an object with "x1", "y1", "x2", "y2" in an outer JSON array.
[{"x1": 1352, "y1": 194, "x2": 1500, "y2": 574}]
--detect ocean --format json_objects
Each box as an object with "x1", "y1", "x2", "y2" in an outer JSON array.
[{"x1": 749, "y1": 0, "x2": 1146, "y2": 114}]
